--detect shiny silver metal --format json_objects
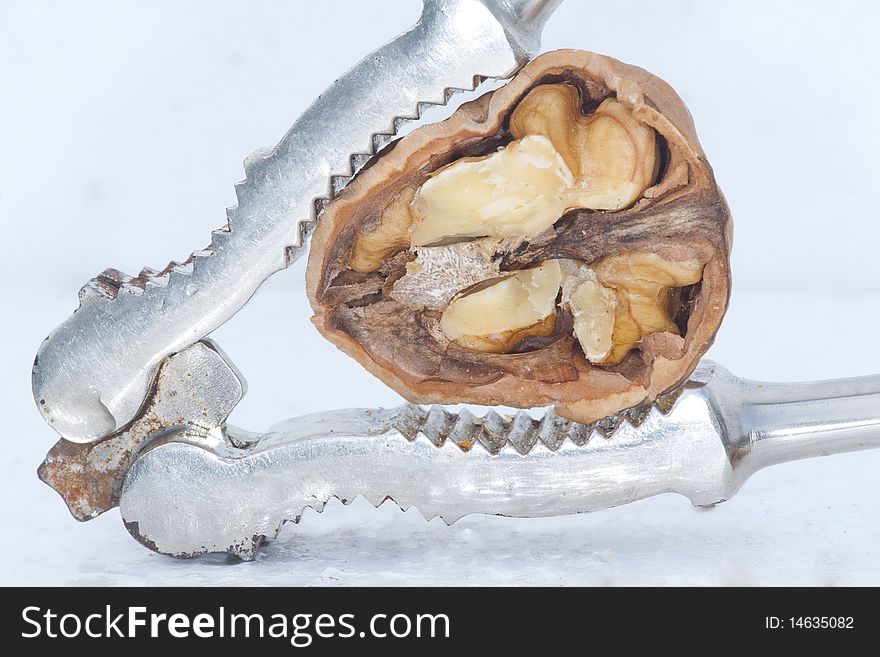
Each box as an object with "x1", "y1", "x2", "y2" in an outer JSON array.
[
  {"x1": 119, "y1": 360, "x2": 880, "y2": 560},
  {"x1": 32, "y1": 0, "x2": 564, "y2": 444}
]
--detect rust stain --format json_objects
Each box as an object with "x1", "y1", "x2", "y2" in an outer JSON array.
[
  {"x1": 39, "y1": 431, "x2": 144, "y2": 521},
  {"x1": 37, "y1": 340, "x2": 241, "y2": 523},
  {"x1": 37, "y1": 376, "x2": 166, "y2": 522},
  {"x1": 457, "y1": 437, "x2": 474, "y2": 451}
]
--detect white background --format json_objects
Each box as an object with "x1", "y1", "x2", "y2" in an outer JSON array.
[{"x1": 1, "y1": 0, "x2": 879, "y2": 585}]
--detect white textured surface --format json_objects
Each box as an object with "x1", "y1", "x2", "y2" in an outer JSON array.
[{"x1": 1, "y1": 0, "x2": 879, "y2": 586}]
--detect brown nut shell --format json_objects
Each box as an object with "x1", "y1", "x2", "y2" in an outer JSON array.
[{"x1": 306, "y1": 49, "x2": 732, "y2": 424}]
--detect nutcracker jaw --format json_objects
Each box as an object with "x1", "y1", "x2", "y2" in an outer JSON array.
[
  {"x1": 106, "y1": 350, "x2": 880, "y2": 561},
  {"x1": 33, "y1": 0, "x2": 566, "y2": 557},
  {"x1": 31, "y1": 0, "x2": 564, "y2": 445}
]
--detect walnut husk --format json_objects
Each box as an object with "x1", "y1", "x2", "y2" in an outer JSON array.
[{"x1": 306, "y1": 49, "x2": 732, "y2": 424}]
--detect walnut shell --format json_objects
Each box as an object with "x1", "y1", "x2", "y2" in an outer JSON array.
[{"x1": 306, "y1": 49, "x2": 732, "y2": 424}]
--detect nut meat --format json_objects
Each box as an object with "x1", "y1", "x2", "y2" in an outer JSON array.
[{"x1": 307, "y1": 50, "x2": 732, "y2": 424}]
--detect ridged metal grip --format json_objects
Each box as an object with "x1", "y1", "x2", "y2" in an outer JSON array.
[{"x1": 118, "y1": 355, "x2": 880, "y2": 560}]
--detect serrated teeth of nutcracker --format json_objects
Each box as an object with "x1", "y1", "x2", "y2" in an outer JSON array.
[{"x1": 391, "y1": 387, "x2": 684, "y2": 455}]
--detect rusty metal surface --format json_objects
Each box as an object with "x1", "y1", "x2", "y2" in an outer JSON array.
[{"x1": 38, "y1": 341, "x2": 243, "y2": 520}]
